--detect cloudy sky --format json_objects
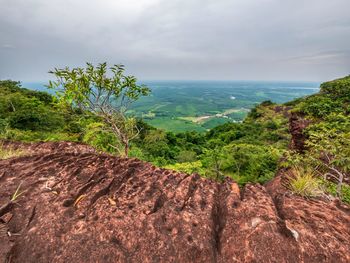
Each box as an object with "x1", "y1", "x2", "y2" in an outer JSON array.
[{"x1": 0, "y1": 0, "x2": 349, "y2": 81}]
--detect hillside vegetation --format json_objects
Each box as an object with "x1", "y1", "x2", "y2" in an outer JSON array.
[{"x1": 1, "y1": 76, "x2": 349, "y2": 202}]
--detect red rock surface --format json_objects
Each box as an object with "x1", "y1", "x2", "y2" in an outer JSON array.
[
  {"x1": 289, "y1": 113, "x2": 312, "y2": 153},
  {"x1": 0, "y1": 142, "x2": 349, "y2": 262}
]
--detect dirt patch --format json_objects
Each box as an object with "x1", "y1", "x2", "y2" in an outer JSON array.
[{"x1": 0, "y1": 142, "x2": 349, "y2": 262}]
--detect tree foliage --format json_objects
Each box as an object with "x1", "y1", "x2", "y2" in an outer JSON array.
[
  {"x1": 285, "y1": 75, "x2": 350, "y2": 201},
  {"x1": 48, "y1": 62, "x2": 150, "y2": 156}
]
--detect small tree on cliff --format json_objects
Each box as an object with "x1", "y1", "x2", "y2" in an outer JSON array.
[
  {"x1": 48, "y1": 62, "x2": 150, "y2": 156},
  {"x1": 305, "y1": 114, "x2": 350, "y2": 197}
]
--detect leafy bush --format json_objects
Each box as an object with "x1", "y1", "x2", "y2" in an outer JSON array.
[
  {"x1": 218, "y1": 143, "x2": 281, "y2": 184},
  {"x1": 129, "y1": 147, "x2": 145, "y2": 159},
  {"x1": 0, "y1": 119, "x2": 9, "y2": 134},
  {"x1": 0, "y1": 80, "x2": 53, "y2": 104},
  {"x1": 0, "y1": 80, "x2": 91, "y2": 142},
  {"x1": 0, "y1": 83, "x2": 65, "y2": 132},
  {"x1": 320, "y1": 75, "x2": 350, "y2": 99},
  {"x1": 82, "y1": 122, "x2": 119, "y2": 154},
  {"x1": 247, "y1": 107, "x2": 261, "y2": 119},
  {"x1": 260, "y1": 100, "x2": 274, "y2": 106},
  {"x1": 8, "y1": 104, "x2": 64, "y2": 131},
  {"x1": 322, "y1": 180, "x2": 350, "y2": 204},
  {"x1": 265, "y1": 120, "x2": 278, "y2": 130},
  {"x1": 176, "y1": 150, "x2": 197, "y2": 163},
  {"x1": 296, "y1": 94, "x2": 343, "y2": 118},
  {"x1": 1, "y1": 128, "x2": 79, "y2": 142},
  {"x1": 164, "y1": 161, "x2": 204, "y2": 175}
]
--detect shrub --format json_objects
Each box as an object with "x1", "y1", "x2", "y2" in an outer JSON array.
[
  {"x1": 176, "y1": 150, "x2": 197, "y2": 163},
  {"x1": 261, "y1": 100, "x2": 274, "y2": 106},
  {"x1": 247, "y1": 107, "x2": 261, "y2": 119},
  {"x1": 82, "y1": 122, "x2": 119, "y2": 154},
  {"x1": 164, "y1": 161, "x2": 204, "y2": 175},
  {"x1": 216, "y1": 143, "x2": 281, "y2": 184},
  {"x1": 0, "y1": 119, "x2": 9, "y2": 134},
  {"x1": 320, "y1": 75, "x2": 350, "y2": 99},
  {"x1": 265, "y1": 120, "x2": 278, "y2": 130},
  {"x1": 129, "y1": 147, "x2": 145, "y2": 159},
  {"x1": 322, "y1": 179, "x2": 350, "y2": 204},
  {"x1": 8, "y1": 105, "x2": 64, "y2": 131},
  {"x1": 297, "y1": 94, "x2": 343, "y2": 118}
]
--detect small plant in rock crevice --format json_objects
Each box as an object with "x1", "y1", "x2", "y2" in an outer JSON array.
[
  {"x1": 10, "y1": 182, "x2": 26, "y2": 202},
  {"x1": 288, "y1": 166, "x2": 324, "y2": 198}
]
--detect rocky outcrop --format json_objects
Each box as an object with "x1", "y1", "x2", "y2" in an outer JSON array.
[
  {"x1": 289, "y1": 113, "x2": 311, "y2": 153},
  {"x1": 0, "y1": 140, "x2": 96, "y2": 155},
  {"x1": 0, "y1": 142, "x2": 349, "y2": 262}
]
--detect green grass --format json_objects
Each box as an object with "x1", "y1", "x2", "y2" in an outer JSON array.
[
  {"x1": 201, "y1": 118, "x2": 230, "y2": 129},
  {"x1": 288, "y1": 167, "x2": 323, "y2": 198},
  {"x1": 147, "y1": 117, "x2": 207, "y2": 133}
]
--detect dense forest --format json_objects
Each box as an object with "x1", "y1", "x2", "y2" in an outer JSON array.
[{"x1": 0, "y1": 76, "x2": 349, "y2": 203}]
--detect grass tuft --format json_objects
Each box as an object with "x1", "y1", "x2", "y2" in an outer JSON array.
[
  {"x1": 288, "y1": 167, "x2": 323, "y2": 198},
  {"x1": 11, "y1": 182, "x2": 26, "y2": 202},
  {"x1": 0, "y1": 143, "x2": 26, "y2": 159}
]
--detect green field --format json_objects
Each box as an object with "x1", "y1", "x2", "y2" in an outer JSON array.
[{"x1": 130, "y1": 80, "x2": 319, "y2": 132}]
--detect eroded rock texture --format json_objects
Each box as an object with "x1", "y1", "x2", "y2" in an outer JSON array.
[
  {"x1": 289, "y1": 113, "x2": 311, "y2": 153},
  {"x1": 0, "y1": 142, "x2": 349, "y2": 262}
]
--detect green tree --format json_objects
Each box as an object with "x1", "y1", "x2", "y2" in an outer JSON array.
[
  {"x1": 220, "y1": 143, "x2": 281, "y2": 184},
  {"x1": 176, "y1": 150, "x2": 197, "y2": 163},
  {"x1": 306, "y1": 113, "x2": 350, "y2": 197},
  {"x1": 82, "y1": 122, "x2": 119, "y2": 154},
  {"x1": 48, "y1": 62, "x2": 150, "y2": 156},
  {"x1": 201, "y1": 141, "x2": 226, "y2": 180},
  {"x1": 143, "y1": 130, "x2": 172, "y2": 159}
]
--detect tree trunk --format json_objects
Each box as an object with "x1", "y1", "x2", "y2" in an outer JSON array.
[{"x1": 124, "y1": 141, "x2": 129, "y2": 157}]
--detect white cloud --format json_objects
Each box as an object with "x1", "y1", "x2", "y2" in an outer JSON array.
[{"x1": 0, "y1": 0, "x2": 349, "y2": 81}]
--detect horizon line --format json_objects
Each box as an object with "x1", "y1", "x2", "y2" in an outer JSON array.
[{"x1": 20, "y1": 79, "x2": 321, "y2": 84}]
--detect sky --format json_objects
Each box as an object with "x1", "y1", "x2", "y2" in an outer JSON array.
[{"x1": 0, "y1": 0, "x2": 350, "y2": 82}]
